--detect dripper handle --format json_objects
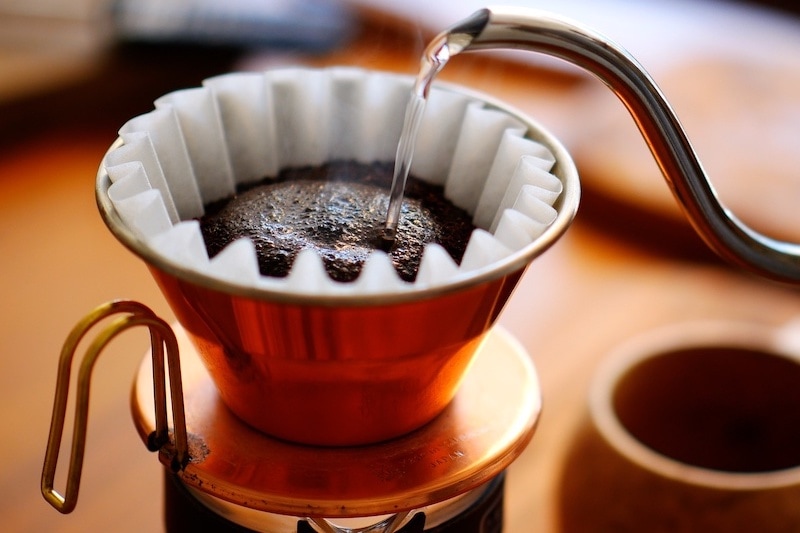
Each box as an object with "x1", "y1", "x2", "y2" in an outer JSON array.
[
  {"x1": 455, "y1": 6, "x2": 800, "y2": 283},
  {"x1": 41, "y1": 300, "x2": 188, "y2": 514}
]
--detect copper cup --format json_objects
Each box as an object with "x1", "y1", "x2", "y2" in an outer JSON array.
[{"x1": 96, "y1": 69, "x2": 579, "y2": 446}]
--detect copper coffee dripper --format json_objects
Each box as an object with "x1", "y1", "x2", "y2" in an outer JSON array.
[
  {"x1": 43, "y1": 5, "x2": 800, "y2": 529},
  {"x1": 42, "y1": 65, "x2": 578, "y2": 522}
]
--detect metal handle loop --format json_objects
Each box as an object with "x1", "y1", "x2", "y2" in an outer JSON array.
[{"x1": 41, "y1": 300, "x2": 188, "y2": 514}]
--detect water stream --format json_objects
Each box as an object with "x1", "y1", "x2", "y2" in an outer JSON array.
[{"x1": 380, "y1": 34, "x2": 453, "y2": 247}]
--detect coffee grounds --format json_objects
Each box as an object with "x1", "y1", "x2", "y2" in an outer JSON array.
[{"x1": 198, "y1": 160, "x2": 475, "y2": 282}]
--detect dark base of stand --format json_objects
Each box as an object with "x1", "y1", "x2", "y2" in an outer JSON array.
[{"x1": 164, "y1": 470, "x2": 505, "y2": 532}]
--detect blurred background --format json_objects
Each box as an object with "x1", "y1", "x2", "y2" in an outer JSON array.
[{"x1": 2, "y1": 1, "x2": 800, "y2": 532}]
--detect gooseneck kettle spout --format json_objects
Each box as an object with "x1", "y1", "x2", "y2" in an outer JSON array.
[{"x1": 444, "y1": 7, "x2": 800, "y2": 284}]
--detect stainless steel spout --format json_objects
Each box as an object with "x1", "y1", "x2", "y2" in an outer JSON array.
[{"x1": 447, "y1": 7, "x2": 800, "y2": 284}]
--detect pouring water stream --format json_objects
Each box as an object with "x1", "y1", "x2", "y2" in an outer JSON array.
[{"x1": 381, "y1": 13, "x2": 486, "y2": 247}]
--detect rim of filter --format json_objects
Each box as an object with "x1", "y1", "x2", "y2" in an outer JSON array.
[
  {"x1": 95, "y1": 72, "x2": 580, "y2": 306},
  {"x1": 589, "y1": 320, "x2": 800, "y2": 491}
]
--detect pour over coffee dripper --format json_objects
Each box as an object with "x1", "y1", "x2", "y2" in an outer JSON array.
[
  {"x1": 91, "y1": 68, "x2": 577, "y2": 449},
  {"x1": 43, "y1": 65, "x2": 579, "y2": 520}
]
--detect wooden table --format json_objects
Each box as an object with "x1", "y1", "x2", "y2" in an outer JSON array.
[{"x1": 2, "y1": 9, "x2": 799, "y2": 533}]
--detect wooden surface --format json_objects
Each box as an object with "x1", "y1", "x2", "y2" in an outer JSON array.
[{"x1": 2, "y1": 8, "x2": 800, "y2": 533}]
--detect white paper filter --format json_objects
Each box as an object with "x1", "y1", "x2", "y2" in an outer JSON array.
[{"x1": 103, "y1": 67, "x2": 563, "y2": 294}]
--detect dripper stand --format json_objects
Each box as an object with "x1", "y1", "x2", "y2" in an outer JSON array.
[
  {"x1": 43, "y1": 300, "x2": 541, "y2": 532},
  {"x1": 131, "y1": 323, "x2": 541, "y2": 531}
]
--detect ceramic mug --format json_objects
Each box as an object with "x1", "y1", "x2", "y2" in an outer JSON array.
[{"x1": 559, "y1": 320, "x2": 800, "y2": 532}]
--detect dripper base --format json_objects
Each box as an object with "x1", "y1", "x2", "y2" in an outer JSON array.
[{"x1": 131, "y1": 324, "x2": 541, "y2": 518}]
